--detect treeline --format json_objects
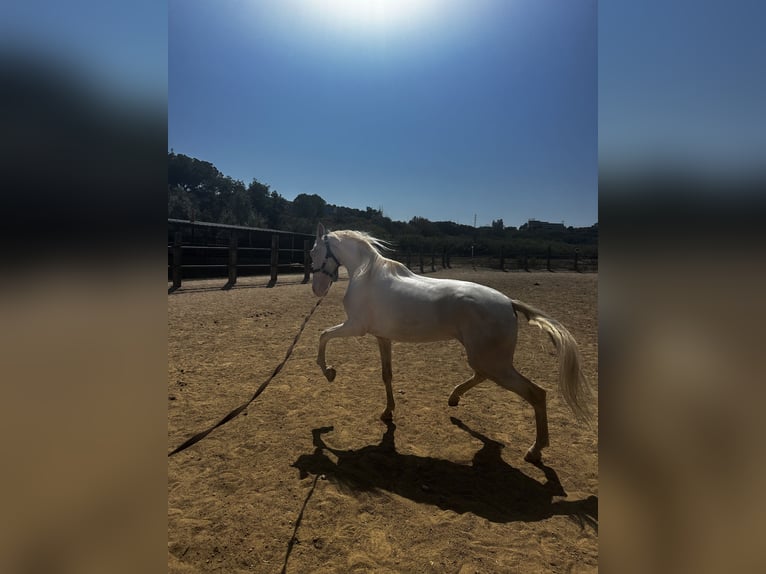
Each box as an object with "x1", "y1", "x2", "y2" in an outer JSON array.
[{"x1": 168, "y1": 151, "x2": 597, "y2": 259}]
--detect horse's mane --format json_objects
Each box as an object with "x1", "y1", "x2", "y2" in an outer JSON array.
[
  {"x1": 333, "y1": 230, "x2": 391, "y2": 256},
  {"x1": 331, "y1": 230, "x2": 412, "y2": 277}
]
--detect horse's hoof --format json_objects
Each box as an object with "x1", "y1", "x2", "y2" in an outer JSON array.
[
  {"x1": 447, "y1": 396, "x2": 460, "y2": 407},
  {"x1": 380, "y1": 411, "x2": 393, "y2": 422},
  {"x1": 324, "y1": 368, "x2": 336, "y2": 382},
  {"x1": 524, "y1": 447, "x2": 542, "y2": 464}
]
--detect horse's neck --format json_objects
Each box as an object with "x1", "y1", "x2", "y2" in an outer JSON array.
[{"x1": 336, "y1": 239, "x2": 376, "y2": 277}]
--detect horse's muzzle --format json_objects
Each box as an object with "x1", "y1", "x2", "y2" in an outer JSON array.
[{"x1": 312, "y1": 275, "x2": 332, "y2": 297}]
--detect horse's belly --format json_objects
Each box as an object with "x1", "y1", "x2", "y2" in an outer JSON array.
[
  {"x1": 368, "y1": 315, "x2": 456, "y2": 342},
  {"x1": 363, "y1": 298, "x2": 449, "y2": 342},
  {"x1": 366, "y1": 296, "x2": 475, "y2": 342}
]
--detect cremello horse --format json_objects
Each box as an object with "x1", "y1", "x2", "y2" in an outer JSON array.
[{"x1": 310, "y1": 223, "x2": 592, "y2": 463}]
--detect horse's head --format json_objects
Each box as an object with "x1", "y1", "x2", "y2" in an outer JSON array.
[{"x1": 311, "y1": 222, "x2": 340, "y2": 297}]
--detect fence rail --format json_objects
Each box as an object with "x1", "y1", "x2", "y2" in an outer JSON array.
[
  {"x1": 167, "y1": 220, "x2": 596, "y2": 293},
  {"x1": 168, "y1": 233, "x2": 312, "y2": 292},
  {"x1": 167, "y1": 220, "x2": 314, "y2": 292}
]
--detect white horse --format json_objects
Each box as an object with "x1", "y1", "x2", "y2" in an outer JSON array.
[{"x1": 310, "y1": 223, "x2": 592, "y2": 463}]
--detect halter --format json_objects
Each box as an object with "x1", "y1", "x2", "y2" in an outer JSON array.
[{"x1": 311, "y1": 235, "x2": 341, "y2": 282}]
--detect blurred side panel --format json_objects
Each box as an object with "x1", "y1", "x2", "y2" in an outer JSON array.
[
  {"x1": 0, "y1": 2, "x2": 167, "y2": 573},
  {"x1": 600, "y1": 1, "x2": 766, "y2": 572}
]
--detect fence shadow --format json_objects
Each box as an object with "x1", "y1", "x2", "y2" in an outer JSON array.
[
  {"x1": 167, "y1": 276, "x2": 323, "y2": 294},
  {"x1": 291, "y1": 418, "x2": 597, "y2": 529}
]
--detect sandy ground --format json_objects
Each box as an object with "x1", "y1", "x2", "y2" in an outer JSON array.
[{"x1": 168, "y1": 268, "x2": 598, "y2": 573}]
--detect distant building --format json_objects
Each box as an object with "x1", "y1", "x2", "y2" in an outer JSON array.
[{"x1": 520, "y1": 219, "x2": 566, "y2": 232}]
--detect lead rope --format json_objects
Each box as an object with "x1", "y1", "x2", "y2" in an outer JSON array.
[{"x1": 168, "y1": 298, "x2": 323, "y2": 457}]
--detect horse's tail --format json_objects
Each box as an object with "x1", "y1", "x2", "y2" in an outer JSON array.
[{"x1": 511, "y1": 299, "x2": 593, "y2": 424}]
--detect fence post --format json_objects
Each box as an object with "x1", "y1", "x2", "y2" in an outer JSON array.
[
  {"x1": 169, "y1": 231, "x2": 182, "y2": 293},
  {"x1": 574, "y1": 248, "x2": 580, "y2": 272},
  {"x1": 547, "y1": 245, "x2": 552, "y2": 272},
  {"x1": 430, "y1": 251, "x2": 435, "y2": 272},
  {"x1": 419, "y1": 249, "x2": 424, "y2": 274},
  {"x1": 524, "y1": 251, "x2": 529, "y2": 272},
  {"x1": 499, "y1": 246, "x2": 505, "y2": 271},
  {"x1": 223, "y1": 232, "x2": 238, "y2": 289},
  {"x1": 446, "y1": 249, "x2": 451, "y2": 269},
  {"x1": 406, "y1": 249, "x2": 411, "y2": 269},
  {"x1": 303, "y1": 239, "x2": 311, "y2": 284},
  {"x1": 268, "y1": 234, "x2": 279, "y2": 287}
]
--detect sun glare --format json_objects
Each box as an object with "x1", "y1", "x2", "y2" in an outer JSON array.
[{"x1": 307, "y1": 0, "x2": 437, "y2": 33}]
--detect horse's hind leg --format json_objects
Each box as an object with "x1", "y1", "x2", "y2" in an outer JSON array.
[
  {"x1": 376, "y1": 337, "x2": 395, "y2": 421},
  {"x1": 448, "y1": 373, "x2": 486, "y2": 406},
  {"x1": 493, "y1": 367, "x2": 549, "y2": 463}
]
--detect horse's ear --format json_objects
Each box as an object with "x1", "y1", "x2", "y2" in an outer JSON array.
[{"x1": 317, "y1": 222, "x2": 325, "y2": 238}]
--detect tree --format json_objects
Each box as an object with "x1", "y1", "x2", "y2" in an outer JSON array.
[
  {"x1": 168, "y1": 152, "x2": 241, "y2": 222},
  {"x1": 292, "y1": 193, "x2": 327, "y2": 220},
  {"x1": 168, "y1": 184, "x2": 196, "y2": 220},
  {"x1": 408, "y1": 216, "x2": 438, "y2": 237},
  {"x1": 248, "y1": 179, "x2": 271, "y2": 215},
  {"x1": 168, "y1": 152, "x2": 222, "y2": 191},
  {"x1": 266, "y1": 189, "x2": 288, "y2": 228},
  {"x1": 221, "y1": 184, "x2": 257, "y2": 226}
]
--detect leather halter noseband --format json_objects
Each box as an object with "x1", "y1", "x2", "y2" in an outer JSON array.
[{"x1": 311, "y1": 235, "x2": 341, "y2": 282}]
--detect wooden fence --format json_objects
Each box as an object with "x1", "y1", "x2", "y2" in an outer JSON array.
[
  {"x1": 168, "y1": 220, "x2": 596, "y2": 293},
  {"x1": 393, "y1": 247, "x2": 596, "y2": 273},
  {"x1": 168, "y1": 219, "x2": 313, "y2": 292}
]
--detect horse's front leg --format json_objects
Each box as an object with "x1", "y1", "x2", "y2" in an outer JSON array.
[
  {"x1": 317, "y1": 321, "x2": 365, "y2": 382},
  {"x1": 376, "y1": 337, "x2": 395, "y2": 421}
]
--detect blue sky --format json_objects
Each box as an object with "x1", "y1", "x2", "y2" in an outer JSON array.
[
  {"x1": 2, "y1": 1, "x2": 762, "y2": 223},
  {"x1": 169, "y1": 0, "x2": 597, "y2": 228}
]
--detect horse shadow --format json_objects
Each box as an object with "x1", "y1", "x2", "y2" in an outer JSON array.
[{"x1": 291, "y1": 417, "x2": 597, "y2": 530}]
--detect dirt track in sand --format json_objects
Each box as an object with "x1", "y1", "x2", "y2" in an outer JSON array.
[{"x1": 168, "y1": 268, "x2": 598, "y2": 573}]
